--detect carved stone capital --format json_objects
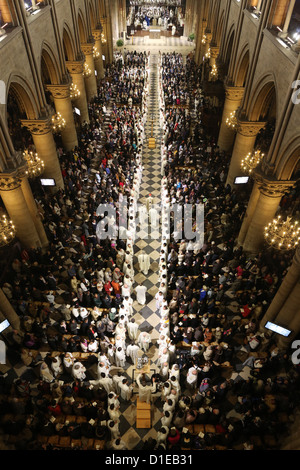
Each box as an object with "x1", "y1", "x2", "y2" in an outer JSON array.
[
  {"x1": 21, "y1": 117, "x2": 52, "y2": 135},
  {"x1": 81, "y1": 42, "x2": 94, "y2": 56},
  {"x1": 66, "y1": 60, "x2": 85, "y2": 75},
  {"x1": 237, "y1": 119, "x2": 266, "y2": 137},
  {"x1": 46, "y1": 83, "x2": 71, "y2": 100},
  {"x1": 92, "y1": 29, "x2": 102, "y2": 41},
  {"x1": 253, "y1": 169, "x2": 296, "y2": 198},
  {"x1": 224, "y1": 85, "x2": 245, "y2": 102},
  {"x1": 210, "y1": 46, "x2": 219, "y2": 58},
  {"x1": 0, "y1": 164, "x2": 27, "y2": 191}
]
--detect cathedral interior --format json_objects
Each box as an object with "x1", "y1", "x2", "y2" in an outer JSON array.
[{"x1": 0, "y1": 0, "x2": 300, "y2": 453}]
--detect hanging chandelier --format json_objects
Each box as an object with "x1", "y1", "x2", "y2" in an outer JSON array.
[
  {"x1": 210, "y1": 64, "x2": 218, "y2": 79},
  {"x1": 93, "y1": 46, "x2": 100, "y2": 59},
  {"x1": 83, "y1": 62, "x2": 92, "y2": 78},
  {"x1": 264, "y1": 215, "x2": 300, "y2": 250},
  {"x1": 0, "y1": 214, "x2": 15, "y2": 247},
  {"x1": 241, "y1": 149, "x2": 264, "y2": 175},
  {"x1": 23, "y1": 149, "x2": 45, "y2": 178},
  {"x1": 226, "y1": 110, "x2": 238, "y2": 130},
  {"x1": 70, "y1": 83, "x2": 80, "y2": 100},
  {"x1": 52, "y1": 112, "x2": 66, "y2": 133},
  {"x1": 205, "y1": 48, "x2": 211, "y2": 59},
  {"x1": 101, "y1": 33, "x2": 107, "y2": 44},
  {"x1": 202, "y1": 34, "x2": 206, "y2": 45}
]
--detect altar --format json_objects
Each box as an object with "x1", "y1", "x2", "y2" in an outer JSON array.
[{"x1": 149, "y1": 28, "x2": 161, "y2": 39}]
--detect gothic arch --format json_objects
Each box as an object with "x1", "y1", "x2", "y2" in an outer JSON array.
[
  {"x1": 62, "y1": 23, "x2": 76, "y2": 61},
  {"x1": 6, "y1": 75, "x2": 39, "y2": 121},
  {"x1": 234, "y1": 45, "x2": 250, "y2": 87},
  {"x1": 78, "y1": 9, "x2": 88, "y2": 44},
  {"x1": 247, "y1": 74, "x2": 277, "y2": 122},
  {"x1": 215, "y1": 9, "x2": 225, "y2": 46},
  {"x1": 222, "y1": 24, "x2": 235, "y2": 75},
  {"x1": 40, "y1": 42, "x2": 62, "y2": 85},
  {"x1": 88, "y1": 0, "x2": 97, "y2": 31},
  {"x1": 275, "y1": 138, "x2": 300, "y2": 181}
]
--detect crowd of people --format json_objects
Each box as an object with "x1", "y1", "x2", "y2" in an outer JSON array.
[{"x1": 0, "y1": 48, "x2": 299, "y2": 452}]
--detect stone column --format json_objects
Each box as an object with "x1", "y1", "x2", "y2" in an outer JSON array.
[
  {"x1": 92, "y1": 29, "x2": 105, "y2": 80},
  {"x1": 20, "y1": 174, "x2": 48, "y2": 248},
  {"x1": 226, "y1": 120, "x2": 266, "y2": 187},
  {"x1": 209, "y1": 45, "x2": 219, "y2": 81},
  {"x1": 100, "y1": 16, "x2": 113, "y2": 64},
  {"x1": 259, "y1": 247, "x2": 300, "y2": 348},
  {"x1": 81, "y1": 42, "x2": 98, "y2": 102},
  {"x1": 21, "y1": 117, "x2": 64, "y2": 190},
  {"x1": 217, "y1": 85, "x2": 244, "y2": 151},
  {"x1": 0, "y1": 288, "x2": 20, "y2": 330},
  {"x1": 66, "y1": 60, "x2": 90, "y2": 125},
  {"x1": 242, "y1": 172, "x2": 294, "y2": 253},
  {"x1": 205, "y1": 31, "x2": 212, "y2": 56},
  {"x1": 46, "y1": 83, "x2": 78, "y2": 152},
  {"x1": 0, "y1": 170, "x2": 42, "y2": 248}
]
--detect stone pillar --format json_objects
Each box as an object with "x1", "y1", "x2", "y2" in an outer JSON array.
[
  {"x1": 209, "y1": 45, "x2": 219, "y2": 81},
  {"x1": 259, "y1": 247, "x2": 300, "y2": 348},
  {"x1": 0, "y1": 170, "x2": 42, "y2": 248},
  {"x1": 217, "y1": 85, "x2": 244, "y2": 152},
  {"x1": 46, "y1": 83, "x2": 78, "y2": 152},
  {"x1": 242, "y1": 172, "x2": 294, "y2": 253},
  {"x1": 21, "y1": 117, "x2": 64, "y2": 190},
  {"x1": 66, "y1": 60, "x2": 90, "y2": 125},
  {"x1": 20, "y1": 175, "x2": 48, "y2": 248},
  {"x1": 92, "y1": 29, "x2": 105, "y2": 79},
  {"x1": 100, "y1": 16, "x2": 113, "y2": 64},
  {"x1": 0, "y1": 288, "x2": 20, "y2": 330},
  {"x1": 81, "y1": 42, "x2": 98, "y2": 102},
  {"x1": 226, "y1": 120, "x2": 266, "y2": 187}
]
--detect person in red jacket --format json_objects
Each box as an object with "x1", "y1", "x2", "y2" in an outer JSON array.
[{"x1": 167, "y1": 427, "x2": 181, "y2": 448}]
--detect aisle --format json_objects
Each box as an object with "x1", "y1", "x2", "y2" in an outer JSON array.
[{"x1": 119, "y1": 52, "x2": 167, "y2": 449}]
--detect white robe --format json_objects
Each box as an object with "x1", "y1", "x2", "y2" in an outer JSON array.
[
  {"x1": 138, "y1": 332, "x2": 151, "y2": 352},
  {"x1": 135, "y1": 285, "x2": 147, "y2": 305},
  {"x1": 138, "y1": 253, "x2": 151, "y2": 275},
  {"x1": 126, "y1": 344, "x2": 140, "y2": 364},
  {"x1": 127, "y1": 321, "x2": 139, "y2": 341},
  {"x1": 136, "y1": 374, "x2": 156, "y2": 403}
]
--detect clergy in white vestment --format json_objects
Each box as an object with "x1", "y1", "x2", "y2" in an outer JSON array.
[
  {"x1": 127, "y1": 318, "x2": 139, "y2": 341},
  {"x1": 137, "y1": 331, "x2": 151, "y2": 352},
  {"x1": 138, "y1": 251, "x2": 151, "y2": 275},
  {"x1": 155, "y1": 291, "x2": 164, "y2": 311},
  {"x1": 136, "y1": 373, "x2": 157, "y2": 404},
  {"x1": 72, "y1": 362, "x2": 86, "y2": 381},
  {"x1": 135, "y1": 283, "x2": 147, "y2": 305},
  {"x1": 126, "y1": 341, "x2": 140, "y2": 364},
  {"x1": 118, "y1": 378, "x2": 133, "y2": 401},
  {"x1": 115, "y1": 347, "x2": 126, "y2": 368}
]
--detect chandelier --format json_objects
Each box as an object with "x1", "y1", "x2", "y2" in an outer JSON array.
[
  {"x1": 205, "y1": 48, "x2": 211, "y2": 59},
  {"x1": 264, "y1": 215, "x2": 300, "y2": 250},
  {"x1": 202, "y1": 34, "x2": 206, "y2": 45},
  {"x1": 241, "y1": 149, "x2": 264, "y2": 175},
  {"x1": 83, "y1": 62, "x2": 92, "y2": 78},
  {"x1": 23, "y1": 149, "x2": 45, "y2": 178},
  {"x1": 0, "y1": 214, "x2": 15, "y2": 247},
  {"x1": 226, "y1": 111, "x2": 238, "y2": 130},
  {"x1": 210, "y1": 64, "x2": 218, "y2": 79},
  {"x1": 52, "y1": 112, "x2": 66, "y2": 133},
  {"x1": 93, "y1": 46, "x2": 100, "y2": 59},
  {"x1": 70, "y1": 83, "x2": 80, "y2": 100},
  {"x1": 101, "y1": 33, "x2": 107, "y2": 44}
]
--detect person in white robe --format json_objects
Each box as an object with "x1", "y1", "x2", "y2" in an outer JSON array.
[
  {"x1": 136, "y1": 373, "x2": 157, "y2": 404},
  {"x1": 155, "y1": 291, "x2": 164, "y2": 312},
  {"x1": 40, "y1": 362, "x2": 55, "y2": 383},
  {"x1": 99, "y1": 372, "x2": 114, "y2": 393},
  {"x1": 108, "y1": 420, "x2": 120, "y2": 439},
  {"x1": 138, "y1": 251, "x2": 151, "y2": 275},
  {"x1": 135, "y1": 283, "x2": 147, "y2": 305},
  {"x1": 137, "y1": 331, "x2": 151, "y2": 352},
  {"x1": 51, "y1": 356, "x2": 63, "y2": 377},
  {"x1": 126, "y1": 341, "x2": 140, "y2": 364},
  {"x1": 118, "y1": 377, "x2": 133, "y2": 401},
  {"x1": 127, "y1": 318, "x2": 139, "y2": 341},
  {"x1": 72, "y1": 361, "x2": 86, "y2": 381},
  {"x1": 186, "y1": 366, "x2": 198, "y2": 390},
  {"x1": 115, "y1": 346, "x2": 126, "y2": 368}
]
